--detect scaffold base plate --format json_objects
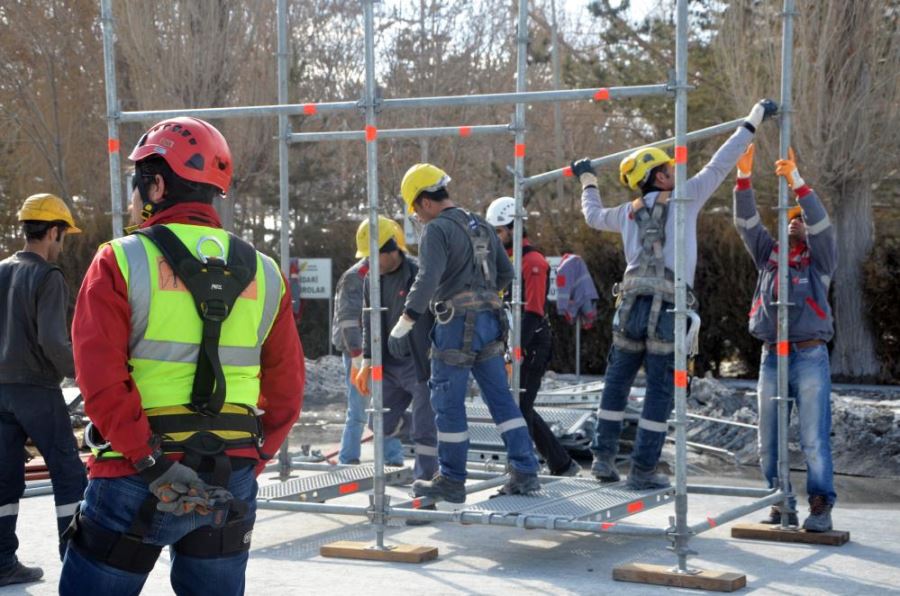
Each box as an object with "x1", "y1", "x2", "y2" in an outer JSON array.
[
  {"x1": 463, "y1": 478, "x2": 673, "y2": 522},
  {"x1": 731, "y1": 523, "x2": 850, "y2": 546},
  {"x1": 257, "y1": 465, "x2": 413, "y2": 503},
  {"x1": 320, "y1": 540, "x2": 438, "y2": 563},
  {"x1": 613, "y1": 563, "x2": 746, "y2": 592}
]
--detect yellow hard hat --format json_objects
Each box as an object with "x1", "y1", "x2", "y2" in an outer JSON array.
[
  {"x1": 356, "y1": 216, "x2": 404, "y2": 258},
  {"x1": 619, "y1": 147, "x2": 675, "y2": 190},
  {"x1": 787, "y1": 206, "x2": 802, "y2": 221},
  {"x1": 400, "y1": 163, "x2": 450, "y2": 213},
  {"x1": 17, "y1": 193, "x2": 82, "y2": 234}
]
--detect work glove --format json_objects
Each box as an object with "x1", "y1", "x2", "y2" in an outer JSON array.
[
  {"x1": 745, "y1": 99, "x2": 778, "y2": 130},
  {"x1": 387, "y1": 335, "x2": 412, "y2": 359},
  {"x1": 570, "y1": 159, "x2": 597, "y2": 188},
  {"x1": 775, "y1": 148, "x2": 806, "y2": 190},
  {"x1": 349, "y1": 354, "x2": 364, "y2": 392},
  {"x1": 353, "y1": 359, "x2": 371, "y2": 396},
  {"x1": 143, "y1": 461, "x2": 224, "y2": 516},
  {"x1": 736, "y1": 143, "x2": 755, "y2": 179}
]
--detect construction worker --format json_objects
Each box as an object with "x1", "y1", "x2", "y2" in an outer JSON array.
[
  {"x1": 59, "y1": 117, "x2": 304, "y2": 594},
  {"x1": 570, "y1": 99, "x2": 777, "y2": 490},
  {"x1": 394, "y1": 164, "x2": 540, "y2": 504},
  {"x1": 0, "y1": 194, "x2": 87, "y2": 586},
  {"x1": 332, "y1": 225, "x2": 405, "y2": 467},
  {"x1": 352, "y1": 217, "x2": 438, "y2": 487},
  {"x1": 732, "y1": 145, "x2": 837, "y2": 532},
  {"x1": 485, "y1": 197, "x2": 579, "y2": 477}
]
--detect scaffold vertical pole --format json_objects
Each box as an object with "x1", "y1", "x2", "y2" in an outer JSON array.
[
  {"x1": 776, "y1": 0, "x2": 797, "y2": 527},
  {"x1": 362, "y1": 0, "x2": 388, "y2": 550},
  {"x1": 100, "y1": 0, "x2": 124, "y2": 239},
  {"x1": 510, "y1": 0, "x2": 529, "y2": 403},
  {"x1": 671, "y1": 0, "x2": 692, "y2": 574},
  {"x1": 276, "y1": 0, "x2": 293, "y2": 482}
]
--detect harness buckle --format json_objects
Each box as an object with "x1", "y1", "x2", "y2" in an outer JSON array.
[
  {"x1": 201, "y1": 299, "x2": 229, "y2": 322},
  {"x1": 197, "y1": 235, "x2": 227, "y2": 266},
  {"x1": 432, "y1": 301, "x2": 455, "y2": 325}
]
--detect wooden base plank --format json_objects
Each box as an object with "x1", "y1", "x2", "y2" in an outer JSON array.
[
  {"x1": 613, "y1": 563, "x2": 746, "y2": 592},
  {"x1": 320, "y1": 540, "x2": 438, "y2": 563},
  {"x1": 731, "y1": 523, "x2": 849, "y2": 546}
]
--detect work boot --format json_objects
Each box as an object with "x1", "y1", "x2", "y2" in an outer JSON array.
[
  {"x1": 555, "y1": 459, "x2": 582, "y2": 477},
  {"x1": 590, "y1": 454, "x2": 621, "y2": 483},
  {"x1": 412, "y1": 474, "x2": 466, "y2": 504},
  {"x1": 497, "y1": 469, "x2": 541, "y2": 496},
  {"x1": 760, "y1": 506, "x2": 798, "y2": 527},
  {"x1": 802, "y1": 495, "x2": 833, "y2": 533},
  {"x1": 625, "y1": 465, "x2": 671, "y2": 490},
  {"x1": 405, "y1": 503, "x2": 436, "y2": 526},
  {"x1": 0, "y1": 561, "x2": 44, "y2": 587}
]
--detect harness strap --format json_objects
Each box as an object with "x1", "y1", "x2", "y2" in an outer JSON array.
[
  {"x1": 65, "y1": 498, "x2": 163, "y2": 574},
  {"x1": 173, "y1": 516, "x2": 254, "y2": 559},
  {"x1": 432, "y1": 310, "x2": 505, "y2": 367},
  {"x1": 135, "y1": 225, "x2": 257, "y2": 416}
]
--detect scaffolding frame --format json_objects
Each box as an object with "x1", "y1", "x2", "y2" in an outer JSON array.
[{"x1": 99, "y1": 0, "x2": 800, "y2": 580}]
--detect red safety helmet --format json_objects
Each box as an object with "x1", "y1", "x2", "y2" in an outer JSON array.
[{"x1": 128, "y1": 117, "x2": 233, "y2": 194}]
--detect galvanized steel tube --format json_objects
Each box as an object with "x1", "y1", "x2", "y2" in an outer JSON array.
[
  {"x1": 288, "y1": 124, "x2": 511, "y2": 144},
  {"x1": 688, "y1": 492, "x2": 784, "y2": 535},
  {"x1": 100, "y1": 0, "x2": 124, "y2": 238}
]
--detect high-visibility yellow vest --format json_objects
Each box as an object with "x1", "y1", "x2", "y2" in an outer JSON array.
[{"x1": 97, "y1": 224, "x2": 283, "y2": 456}]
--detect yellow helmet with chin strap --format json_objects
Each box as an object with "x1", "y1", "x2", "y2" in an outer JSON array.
[
  {"x1": 355, "y1": 216, "x2": 406, "y2": 258},
  {"x1": 619, "y1": 147, "x2": 675, "y2": 190},
  {"x1": 17, "y1": 193, "x2": 82, "y2": 234},
  {"x1": 400, "y1": 163, "x2": 450, "y2": 213}
]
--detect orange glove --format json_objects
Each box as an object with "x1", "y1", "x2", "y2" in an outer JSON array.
[
  {"x1": 353, "y1": 360, "x2": 371, "y2": 396},
  {"x1": 505, "y1": 361, "x2": 513, "y2": 382},
  {"x1": 736, "y1": 143, "x2": 754, "y2": 179},
  {"x1": 775, "y1": 148, "x2": 805, "y2": 190}
]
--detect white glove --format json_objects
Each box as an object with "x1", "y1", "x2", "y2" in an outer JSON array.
[
  {"x1": 745, "y1": 99, "x2": 778, "y2": 129},
  {"x1": 389, "y1": 315, "x2": 415, "y2": 339},
  {"x1": 351, "y1": 355, "x2": 363, "y2": 370}
]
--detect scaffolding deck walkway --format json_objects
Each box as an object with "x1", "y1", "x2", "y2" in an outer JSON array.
[{"x1": 258, "y1": 465, "x2": 413, "y2": 503}]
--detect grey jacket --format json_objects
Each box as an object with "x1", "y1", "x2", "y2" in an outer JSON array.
[
  {"x1": 733, "y1": 185, "x2": 836, "y2": 343},
  {"x1": 331, "y1": 258, "x2": 368, "y2": 356},
  {"x1": 404, "y1": 206, "x2": 514, "y2": 317},
  {"x1": 582, "y1": 126, "x2": 754, "y2": 287},
  {"x1": 0, "y1": 251, "x2": 75, "y2": 387}
]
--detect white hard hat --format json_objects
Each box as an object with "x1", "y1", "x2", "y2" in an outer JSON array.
[{"x1": 485, "y1": 196, "x2": 516, "y2": 227}]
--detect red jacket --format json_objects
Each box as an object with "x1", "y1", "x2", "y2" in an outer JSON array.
[
  {"x1": 73, "y1": 203, "x2": 304, "y2": 478},
  {"x1": 507, "y1": 238, "x2": 549, "y2": 316}
]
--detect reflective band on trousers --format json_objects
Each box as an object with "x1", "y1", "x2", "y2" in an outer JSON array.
[
  {"x1": 638, "y1": 418, "x2": 669, "y2": 433},
  {"x1": 437, "y1": 430, "x2": 469, "y2": 443},
  {"x1": 597, "y1": 409, "x2": 626, "y2": 422},
  {"x1": 414, "y1": 444, "x2": 439, "y2": 456},
  {"x1": 0, "y1": 503, "x2": 19, "y2": 518},
  {"x1": 56, "y1": 502, "x2": 80, "y2": 517},
  {"x1": 496, "y1": 417, "x2": 527, "y2": 434}
]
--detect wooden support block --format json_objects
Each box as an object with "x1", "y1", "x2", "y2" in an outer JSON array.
[
  {"x1": 613, "y1": 563, "x2": 746, "y2": 592},
  {"x1": 320, "y1": 540, "x2": 438, "y2": 563},
  {"x1": 731, "y1": 523, "x2": 850, "y2": 546}
]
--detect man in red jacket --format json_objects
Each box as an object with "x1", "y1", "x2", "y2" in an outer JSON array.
[{"x1": 59, "y1": 117, "x2": 303, "y2": 595}]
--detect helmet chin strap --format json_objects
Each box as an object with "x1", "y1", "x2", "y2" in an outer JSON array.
[{"x1": 134, "y1": 170, "x2": 175, "y2": 221}]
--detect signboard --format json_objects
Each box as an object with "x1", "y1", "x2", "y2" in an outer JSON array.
[
  {"x1": 291, "y1": 258, "x2": 332, "y2": 299},
  {"x1": 546, "y1": 256, "x2": 562, "y2": 302}
]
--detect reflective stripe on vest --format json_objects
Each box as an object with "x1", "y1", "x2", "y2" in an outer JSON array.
[{"x1": 111, "y1": 224, "x2": 283, "y2": 410}]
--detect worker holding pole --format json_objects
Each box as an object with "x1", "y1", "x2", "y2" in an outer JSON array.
[
  {"x1": 732, "y1": 144, "x2": 837, "y2": 532},
  {"x1": 571, "y1": 100, "x2": 777, "y2": 490},
  {"x1": 393, "y1": 164, "x2": 540, "y2": 503}
]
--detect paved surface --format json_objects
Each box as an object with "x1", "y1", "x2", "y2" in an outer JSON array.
[{"x1": 7, "y1": 468, "x2": 900, "y2": 595}]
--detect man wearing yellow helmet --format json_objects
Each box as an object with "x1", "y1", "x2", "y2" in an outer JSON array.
[
  {"x1": 393, "y1": 164, "x2": 540, "y2": 503},
  {"x1": 569, "y1": 99, "x2": 777, "y2": 490},
  {"x1": 0, "y1": 194, "x2": 86, "y2": 586}
]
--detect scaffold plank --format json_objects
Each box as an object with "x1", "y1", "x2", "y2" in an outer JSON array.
[
  {"x1": 613, "y1": 563, "x2": 746, "y2": 592},
  {"x1": 258, "y1": 465, "x2": 413, "y2": 503},
  {"x1": 731, "y1": 523, "x2": 850, "y2": 546},
  {"x1": 320, "y1": 541, "x2": 438, "y2": 563}
]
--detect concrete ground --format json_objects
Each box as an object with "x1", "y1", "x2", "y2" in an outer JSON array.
[{"x1": 6, "y1": 467, "x2": 900, "y2": 596}]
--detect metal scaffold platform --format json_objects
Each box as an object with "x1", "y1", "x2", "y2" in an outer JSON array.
[{"x1": 257, "y1": 465, "x2": 413, "y2": 504}]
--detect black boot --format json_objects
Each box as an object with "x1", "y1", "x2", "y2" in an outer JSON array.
[
  {"x1": 760, "y1": 506, "x2": 798, "y2": 526},
  {"x1": 625, "y1": 465, "x2": 670, "y2": 490},
  {"x1": 412, "y1": 474, "x2": 466, "y2": 504},
  {"x1": 497, "y1": 469, "x2": 541, "y2": 496},
  {"x1": 0, "y1": 561, "x2": 44, "y2": 587},
  {"x1": 802, "y1": 495, "x2": 833, "y2": 532}
]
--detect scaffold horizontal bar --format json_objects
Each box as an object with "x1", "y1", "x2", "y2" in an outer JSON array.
[
  {"x1": 117, "y1": 101, "x2": 359, "y2": 123},
  {"x1": 522, "y1": 117, "x2": 745, "y2": 188},
  {"x1": 288, "y1": 124, "x2": 510, "y2": 144},
  {"x1": 380, "y1": 84, "x2": 670, "y2": 110},
  {"x1": 687, "y1": 485, "x2": 777, "y2": 498},
  {"x1": 688, "y1": 492, "x2": 784, "y2": 535}
]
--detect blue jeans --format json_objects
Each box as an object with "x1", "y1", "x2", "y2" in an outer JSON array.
[
  {"x1": 59, "y1": 467, "x2": 257, "y2": 596},
  {"x1": 338, "y1": 353, "x2": 403, "y2": 465},
  {"x1": 758, "y1": 343, "x2": 836, "y2": 507},
  {"x1": 430, "y1": 311, "x2": 539, "y2": 481},
  {"x1": 591, "y1": 296, "x2": 675, "y2": 472}
]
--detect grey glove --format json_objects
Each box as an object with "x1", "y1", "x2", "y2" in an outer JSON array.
[
  {"x1": 146, "y1": 461, "x2": 218, "y2": 516},
  {"x1": 570, "y1": 158, "x2": 598, "y2": 188},
  {"x1": 388, "y1": 334, "x2": 412, "y2": 359}
]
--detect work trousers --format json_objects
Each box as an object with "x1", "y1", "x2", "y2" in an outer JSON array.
[
  {"x1": 338, "y1": 353, "x2": 403, "y2": 465},
  {"x1": 368, "y1": 358, "x2": 437, "y2": 481},
  {"x1": 430, "y1": 311, "x2": 539, "y2": 481},
  {"x1": 591, "y1": 296, "x2": 675, "y2": 472},
  {"x1": 0, "y1": 383, "x2": 87, "y2": 570}
]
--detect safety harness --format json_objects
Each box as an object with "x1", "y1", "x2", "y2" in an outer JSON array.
[
  {"x1": 612, "y1": 192, "x2": 696, "y2": 354},
  {"x1": 67, "y1": 224, "x2": 262, "y2": 572},
  {"x1": 430, "y1": 209, "x2": 505, "y2": 367}
]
